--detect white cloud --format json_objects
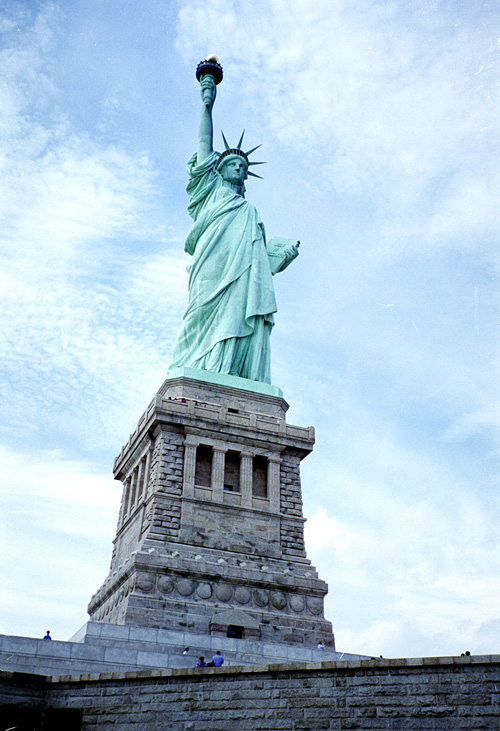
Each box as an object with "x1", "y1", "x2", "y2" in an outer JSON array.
[
  {"x1": 1, "y1": 112, "x2": 163, "y2": 277},
  {"x1": 176, "y1": 0, "x2": 500, "y2": 251},
  {"x1": 0, "y1": 5, "x2": 189, "y2": 455},
  {"x1": 0, "y1": 446, "x2": 119, "y2": 518},
  {"x1": 444, "y1": 397, "x2": 500, "y2": 445},
  {"x1": 304, "y1": 506, "x2": 356, "y2": 555},
  {"x1": 300, "y1": 399, "x2": 500, "y2": 657},
  {"x1": 0, "y1": 446, "x2": 120, "y2": 639},
  {"x1": 0, "y1": 3, "x2": 168, "y2": 277},
  {"x1": 305, "y1": 487, "x2": 500, "y2": 657}
]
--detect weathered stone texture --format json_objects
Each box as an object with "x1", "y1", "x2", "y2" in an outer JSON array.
[
  {"x1": 149, "y1": 427, "x2": 184, "y2": 497},
  {"x1": 87, "y1": 376, "x2": 332, "y2": 646},
  {"x1": 280, "y1": 450, "x2": 305, "y2": 517},
  {"x1": 1, "y1": 657, "x2": 499, "y2": 730}
]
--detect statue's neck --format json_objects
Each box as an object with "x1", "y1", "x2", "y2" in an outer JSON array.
[{"x1": 223, "y1": 180, "x2": 244, "y2": 196}]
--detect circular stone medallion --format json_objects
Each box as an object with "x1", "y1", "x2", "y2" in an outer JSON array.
[
  {"x1": 270, "y1": 592, "x2": 287, "y2": 610},
  {"x1": 307, "y1": 597, "x2": 323, "y2": 615},
  {"x1": 158, "y1": 576, "x2": 174, "y2": 594},
  {"x1": 234, "y1": 586, "x2": 251, "y2": 604},
  {"x1": 177, "y1": 578, "x2": 195, "y2": 596},
  {"x1": 215, "y1": 583, "x2": 233, "y2": 602},
  {"x1": 290, "y1": 595, "x2": 305, "y2": 613},
  {"x1": 196, "y1": 582, "x2": 212, "y2": 599},
  {"x1": 253, "y1": 588, "x2": 269, "y2": 607},
  {"x1": 136, "y1": 574, "x2": 154, "y2": 593}
]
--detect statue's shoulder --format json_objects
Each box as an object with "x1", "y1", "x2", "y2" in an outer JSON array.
[
  {"x1": 187, "y1": 152, "x2": 220, "y2": 199},
  {"x1": 187, "y1": 151, "x2": 218, "y2": 178},
  {"x1": 186, "y1": 153, "x2": 225, "y2": 220}
]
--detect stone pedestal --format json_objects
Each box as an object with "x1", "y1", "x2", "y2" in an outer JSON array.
[{"x1": 88, "y1": 371, "x2": 335, "y2": 648}]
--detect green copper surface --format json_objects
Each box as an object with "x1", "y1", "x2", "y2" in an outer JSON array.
[{"x1": 169, "y1": 70, "x2": 298, "y2": 384}]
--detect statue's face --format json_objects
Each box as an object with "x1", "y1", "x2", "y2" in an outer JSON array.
[{"x1": 220, "y1": 157, "x2": 247, "y2": 186}]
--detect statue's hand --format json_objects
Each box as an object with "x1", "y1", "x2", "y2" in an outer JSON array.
[
  {"x1": 200, "y1": 75, "x2": 216, "y2": 108},
  {"x1": 285, "y1": 241, "x2": 300, "y2": 260}
]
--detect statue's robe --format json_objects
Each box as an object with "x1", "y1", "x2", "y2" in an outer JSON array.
[{"x1": 169, "y1": 152, "x2": 276, "y2": 383}]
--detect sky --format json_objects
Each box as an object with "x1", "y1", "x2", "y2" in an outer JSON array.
[{"x1": 0, "y1": 0, "x2": 499, "y2": 659}]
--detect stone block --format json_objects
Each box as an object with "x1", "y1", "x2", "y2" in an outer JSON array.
[
  {"x1": 3, "y1": 636, "x2": 39, "y2": 654},
  {"x1": 35, "y1": 640, "x2": 73, "y2": 659},
  {"x1": 69, "y1": 643, "x2": 106, "y2": 662},
  {"x1": 99, "y1": 624, "x2": 132, "y2": 641},
  {"x1": 286, "y1": 645, "x2": 314, "y2": 661},
  {"x1": 103, "y1": 646, "x2": 139, "y2": 665},
  {"x1": 135, "y1": 650, "x2": 171, "y2": 668},
  {"x1": 129, "y1": 626, "x2": 159, "y2": 643}
]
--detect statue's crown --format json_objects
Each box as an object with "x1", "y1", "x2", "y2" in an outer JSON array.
[{"x1": 216, "y1": 131, "x2": 266, "y2": 179}]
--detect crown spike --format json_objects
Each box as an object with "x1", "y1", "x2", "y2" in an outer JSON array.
[
  {"x1": 236, "y1": 130, "x2": 245, "y2": 150},
  {"x1": 221, "y1": 131, "x2": 230, "y2": 151},
  {"x1": 247, "y1": 170, "x2": 263, "y2": 179},
  {"x1": 245, "y1": 144, "x2": 262, "y2": 157},
  {"x1": 248, "y1": 161, "x2": 266, "y2": 167}
]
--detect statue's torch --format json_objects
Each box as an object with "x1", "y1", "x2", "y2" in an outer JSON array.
[{"x1": 196, "y1": 54, "x2": 223, "y2": 106}]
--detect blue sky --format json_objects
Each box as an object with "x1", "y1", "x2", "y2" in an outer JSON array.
[{"x1": 1, "y1": 0, "x2": 499, "y2": 658}]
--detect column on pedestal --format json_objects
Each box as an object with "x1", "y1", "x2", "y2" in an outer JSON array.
[
  {"x1": 144, "y1": 447, "x2": 153, "y2": 498},
  {"x1": 183, "y1": 438, "x2": 197, "y2": 498},
  {"x1": 240, "y1": 451, "x2": 254, "y2": 508},
  {"x1": 268, "y1": 455, "x2": 281, "y2": 512},
  {"x1": 211, "y1": 447, "x2": 226, "y2": 503}
]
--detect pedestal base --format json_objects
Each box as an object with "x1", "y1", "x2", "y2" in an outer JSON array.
[{"x1": 88, "y1": 375, "x2": 335, "y2": 649}]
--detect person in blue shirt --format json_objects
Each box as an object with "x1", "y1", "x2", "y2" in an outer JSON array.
[{"x1": 212, "y1": 650, "x2": 224, "y2": 667}]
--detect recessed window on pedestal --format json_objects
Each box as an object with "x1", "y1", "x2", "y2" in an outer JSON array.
[{"x1": 224, "y1": 450, "x2": 240, "y2": 492}]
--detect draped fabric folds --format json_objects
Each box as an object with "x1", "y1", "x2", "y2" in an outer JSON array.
[{"x1": 169, "y1": 152, "x2": 276, "y2": 384}]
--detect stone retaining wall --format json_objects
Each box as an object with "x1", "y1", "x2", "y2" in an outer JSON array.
[
  {"x1": 0, "y1": 623, "x2": 355, "y2": 678},
  {"x1": 1, "y1": 655, "x2": 499, "y2": 730}
]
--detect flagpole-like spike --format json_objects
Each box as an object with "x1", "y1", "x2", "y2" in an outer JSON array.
[
  {"x1": 247, "y1": 171, "x2": 263, "y2": 179},
  {"x1": 237, "y1": 130, "x2": 245, "y2": 149},
  {"x1": 221, "y1": 131, "x2": 230, "y2": 151},
  {"x1": 245, "y1": 144, "x2": 262, "y2": 156},
  {"x1": 248, "y1": 161, "x2": 266, "y2": 166}
]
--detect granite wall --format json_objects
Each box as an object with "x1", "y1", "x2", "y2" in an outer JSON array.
[{"x1": 1, "y1": 655, "x2": 499, "y2": 730}]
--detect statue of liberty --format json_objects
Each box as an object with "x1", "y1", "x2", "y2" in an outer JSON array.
[{"x1": 169, "y1": 58, "x2": 299, "y2": 384}]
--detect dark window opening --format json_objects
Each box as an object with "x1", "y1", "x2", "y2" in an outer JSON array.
[
  {"x1": 228, "y1": 407, "x2": 239, "y2": 414},
  {"x1": 194, "y1": 445, "x2": 213, "y2": 488},
  {"x1": 252, "y1": 455, "x2": 268, "y2": 498},
  {"x1": 223, "y1": 450, "x2": 240, "y2": 492},
  {"x1": 227, "y1": 624, "x2": 244, "y2": 638}
]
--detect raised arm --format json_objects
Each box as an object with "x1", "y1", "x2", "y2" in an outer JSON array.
[{"x1": 197, "y1": 75, "x2": 216, "y2": 164}]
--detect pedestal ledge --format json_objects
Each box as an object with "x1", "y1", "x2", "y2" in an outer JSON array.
[{"x1": 166, "y1": 366, "x2": 284, "y2": 399}]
